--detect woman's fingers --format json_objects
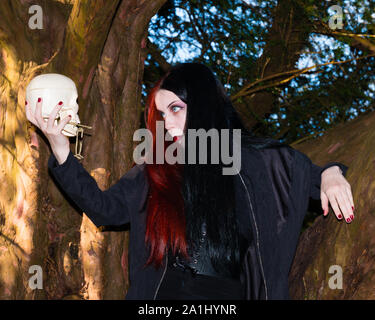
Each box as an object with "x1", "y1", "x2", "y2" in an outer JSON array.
[
  {"x1": 56, "y1": 115, "x2": 71, "y2": 133},
  {"x1": 345, "y1": 184, "x2": 355, "y2": 212},
  {"x1": 47, "y1": 101, "x2": 63, "y2": 131},
  {"x1": 335, "y1": 190, "x2": 353, "y2": 223},
  {"x1": 34, "y1": 97, "x2": 45, "y2": 129},
  {"x1": 326, "y1": 191, "x2": 341, "y2": 219},
  {"x1": 25, "y1": 101, "x2": 38, "y2": 127},
  {"x1": 326, "y1": 189, "x2": 353, "y2": 223},
  {"x1": 321, "y1": 169, "x2": 355, "y2": 224},
  {"x1": 321, "y1": 191, "x2": 329, "y2": 216},
  {"x1": 30, "y1": 98, "x2": 68, "y2": 136}
]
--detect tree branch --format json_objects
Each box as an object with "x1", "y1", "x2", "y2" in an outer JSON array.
[
  {"x1": 231, "y1": 53, "x2": 375, "y2": 100},
  {"x1": 51, "y1": 0, "x2": 121, "y2": 99},
  {"x1": 312, "y1": 21, "x2": 375, "y2": 54},
  {"x1": 147, "y1": 41, "x2": 171, "y2": 73}
]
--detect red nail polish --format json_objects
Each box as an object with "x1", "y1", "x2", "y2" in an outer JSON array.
[
  {"x1": 37, "y1": 97, "x2": 41, "y2": 102},
  {"x1": 346, "y1": 218, "x2": 351, "y2": 223},
  {"x1": 352, "y1": 206, "x2": 354, "y2": 211},
  {"x1": 338, "y1": 214, "x2": 342, "y2": 219},
  {"x1": 350, "y1": 215, "x2": 354, "y2": 220},
  {"x1": 25, "y1": 101, "x2": 28, "y2": 106},
  {"x1": 58, "y1": 101, "x2": 63, "y2": 105}
]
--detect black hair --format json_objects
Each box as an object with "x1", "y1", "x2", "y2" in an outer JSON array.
[{"x1": 160, "y1": 62, "x2": 286, "y2": 277}]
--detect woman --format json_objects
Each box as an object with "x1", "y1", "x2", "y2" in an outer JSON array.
[{"x1": 25, "y1": 63, "x2": 353, "y2": 300}]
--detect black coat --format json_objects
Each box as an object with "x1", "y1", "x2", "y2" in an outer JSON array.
[{"x1": 48, "y1": 142, "x2": 348, "y2": 300}]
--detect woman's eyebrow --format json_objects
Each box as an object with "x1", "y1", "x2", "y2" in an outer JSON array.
[{"x1": 167, "y1": 100, "x2": 179, "y2": 109}]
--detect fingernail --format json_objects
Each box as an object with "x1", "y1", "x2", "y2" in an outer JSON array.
[
  {"x1": 338, "y1": 214, "x2": 342, "y2": 219},
  {"x1": 25, "y1": 101, "x2": 28, "y2": 106},
  {"x1": 37, "y1": 97, "x2": 41, "y2": 102},
  {"x1": 58, "y1": 101, "x2": 63, "y2": 105},
  {"x1": 346, "y1": 218, "x2": 351, "y2": 223},
  {"x1": 350, "y1": 214, "x2": 354, "y2": 220},
  {"x1": 352, "y1": 206, "x2": 355, "y2": 211},
  {"x1": 69, "y1": 115, "x2": 72, "y2": 119}
]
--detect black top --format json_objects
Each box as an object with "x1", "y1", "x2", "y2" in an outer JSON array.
[
  {"x1": 156, "y1": 264, "x2": 244, "y2": 300},
  {"x1": 155, "y1": 219, "x2": 249, "y2": 300},
  {"x1": 47, "y1": 144, "x2": 349, "y2": 299}
]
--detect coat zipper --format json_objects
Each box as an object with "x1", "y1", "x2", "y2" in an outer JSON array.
[
  {"x1": 238, "y1": 172, "x2": 268, "y2": 300},
  {"x1": 153, "y1": 253, "x2": 168, "y2": 300}
]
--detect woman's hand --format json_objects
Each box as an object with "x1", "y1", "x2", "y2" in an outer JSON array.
[
  {"x1": 320, "y1": 165, "x2": 354, "y2": 223},
  {"x1": 25, "y1": 97, "x2": 71, "y2": 163}
]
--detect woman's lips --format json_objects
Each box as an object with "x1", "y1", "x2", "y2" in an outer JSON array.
[{"x1": 173, "y1": 135, "x2": 184, "y2": 142}]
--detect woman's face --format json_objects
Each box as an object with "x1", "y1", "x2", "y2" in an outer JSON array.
[{"x1": 155, "y1": 89, "x2": 187, "y2": 142}]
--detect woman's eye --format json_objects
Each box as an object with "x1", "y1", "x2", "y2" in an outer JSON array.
[{"x1": 171, "y1": 106, "x2": 181, "y2": 113}]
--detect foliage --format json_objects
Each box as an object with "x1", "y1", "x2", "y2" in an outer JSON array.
[{"x1": 146, "y1": 0, "x2": 375, "y2": 143}]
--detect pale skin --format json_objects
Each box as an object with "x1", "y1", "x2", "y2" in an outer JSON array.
[
  {"x1": 25, "y1": 97, "x2": 71, "y2": 164},
  {"x1": 155, "y1": 89, "x2": 187, "y2": 143},
  {"x1": 154, "y1": 89, "x2": 355, "y2": 224},
  {"x1": 25, "y1": 90, "x2": 355, "y2": 223}
]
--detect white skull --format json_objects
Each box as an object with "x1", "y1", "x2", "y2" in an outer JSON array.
[{"x1": 26, "y1": 73, "x2": 81, "y2": 137}]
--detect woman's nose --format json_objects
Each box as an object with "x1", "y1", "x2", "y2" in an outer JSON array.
[{"x1": 164, "y1": 115, "x2": 173, "y2": 130}]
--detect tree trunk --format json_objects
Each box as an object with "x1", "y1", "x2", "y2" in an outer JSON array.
[
  {"x1": 232, "y1": 0, "x2": 311, "y2": 131},
  {"x1": 0, "y1": 0, "x2": 166, "y2": 299},
  {"x1": 289, "y1": 110, "x2": 375, "y2": 299}
]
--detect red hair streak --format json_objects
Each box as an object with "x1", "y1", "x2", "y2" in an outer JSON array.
[{"x1": 142, "y1": 81, "x2": 189, "y2": 268}]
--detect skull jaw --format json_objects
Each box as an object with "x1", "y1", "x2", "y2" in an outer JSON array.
[
  {"x1": 58, "y1": 108, "x2": 81, "y2": 137},
  {"x1": 62, "y1": 123, "x2": 78, "y2": 137}
]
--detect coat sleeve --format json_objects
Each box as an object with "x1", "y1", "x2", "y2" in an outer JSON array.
[
  {"x1": 48, "y1": 150, "x2": 144, "y2": 227},
  {"x1": 310, "y1": 161, "x2": 349, "y2": 201}
]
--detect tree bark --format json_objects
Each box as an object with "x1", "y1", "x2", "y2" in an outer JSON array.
[
  {"x1": 0, "y1": 0, "x2": 166, "y2": 299},
  {"x1": 289, "y1": 109, "x2": 375, "y2": 299}
]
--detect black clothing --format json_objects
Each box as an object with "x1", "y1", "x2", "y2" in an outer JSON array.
[
  {"x1": 167, "y1": 217, "x2": 249, "y2": 280},
  {"x1": 157, "y1": 247, "x2": 244, "y2": 299},
  {"x1": 156, "y1": 264, "x2": 244, "y2": 300},
  {"x1": 48, "y1": 141, "x2": 348, "y2": 299},
  {"x1": 157, "y1": 227, "x2": 248, "y2": 300}
]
